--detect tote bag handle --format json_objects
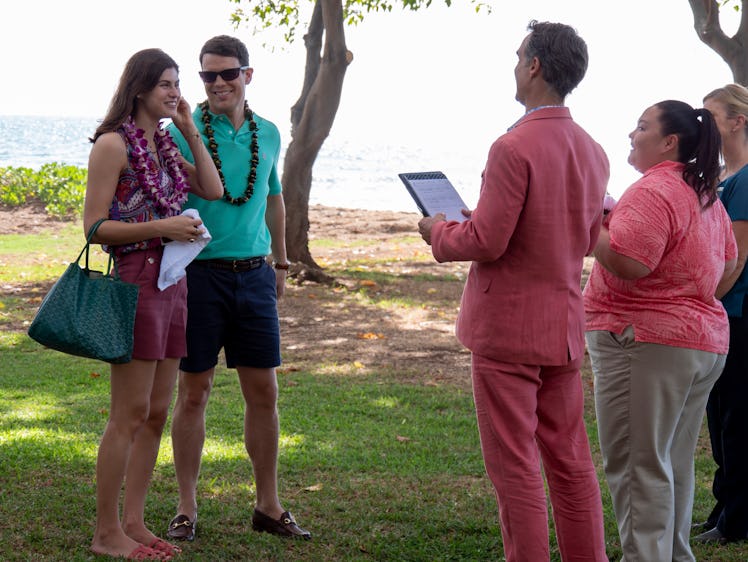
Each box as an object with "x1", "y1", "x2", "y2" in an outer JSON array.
[{"x1": 78, "y1": 219, "x2": 119, "y2": 278}]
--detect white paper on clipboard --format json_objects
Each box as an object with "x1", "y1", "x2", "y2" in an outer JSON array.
[{"x1": 398, "y1": 171, "x2": 468, "y2": 223}]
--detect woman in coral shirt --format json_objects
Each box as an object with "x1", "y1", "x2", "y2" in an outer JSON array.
[{"x1": 583, "y1": 100, "x2": 737, "y2": 562}]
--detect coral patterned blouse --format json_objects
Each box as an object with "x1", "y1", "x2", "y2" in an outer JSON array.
[{"x1": 584, "y1": 160, "x2": 737, "y2": 354}]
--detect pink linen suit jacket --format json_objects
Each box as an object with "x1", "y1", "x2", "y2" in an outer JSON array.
[{"x1": 431, "y1": 107, "x2": 610, "y2": 365}]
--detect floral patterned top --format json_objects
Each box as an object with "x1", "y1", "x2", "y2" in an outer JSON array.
[
  {"x1": 107, "y1": 129, "x2": 183, "y2": 256},
  {"x1": 584, "y1": 160, "x2": 737, "y2": 354}
]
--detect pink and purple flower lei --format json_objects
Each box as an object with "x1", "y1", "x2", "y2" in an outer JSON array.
[{"x1": 122, "y1": 116, "x2": 189, "y2": 214}]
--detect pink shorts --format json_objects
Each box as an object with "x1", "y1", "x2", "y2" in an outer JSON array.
[{"x1": 116, "y1": 247, "x2": 187, "y2": 361}]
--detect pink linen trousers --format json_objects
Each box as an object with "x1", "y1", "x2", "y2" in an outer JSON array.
[{"x1": 431, "y1": 107, "x2": 610, "y2": 562}]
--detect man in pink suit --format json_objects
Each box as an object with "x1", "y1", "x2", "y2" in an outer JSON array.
[{"x1": 418, "y1": 21, "x2": 609, "y2": 562}]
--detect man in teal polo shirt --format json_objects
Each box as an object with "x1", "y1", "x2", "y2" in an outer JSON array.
[{"x1": 166, "y1": 35, "x2": 310, "y2": 541}]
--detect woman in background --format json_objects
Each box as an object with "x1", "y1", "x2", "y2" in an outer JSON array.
[
  {"x1": 693, "y1": 84, "x2": 748, "y2": 545},
  {"x1": 583, "y1": 100, "x2": 737, "y2": 561},
  {"x1": 84, "y1": 49, "x2": 222, "y2": 560}
]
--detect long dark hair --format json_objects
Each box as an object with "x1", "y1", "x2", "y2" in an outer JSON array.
[
  {"x1": 655, "y1": 100, "x2": 721, "y2": 208},
  {"x1": 91, "y1": 49, "x2": 179, "y2": 142}
]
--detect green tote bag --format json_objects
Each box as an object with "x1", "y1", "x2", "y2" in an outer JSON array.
[{"x1": 28, "y1": 219, "x2": 139, "y2": 364}]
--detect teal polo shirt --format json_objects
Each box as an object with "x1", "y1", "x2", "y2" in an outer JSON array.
[
  {"x1": 719, "y1": 163, "x2": 748, "y2": 317},
  {"x1": 168, "y1": 107, "x2": 282, "y2": 260}
]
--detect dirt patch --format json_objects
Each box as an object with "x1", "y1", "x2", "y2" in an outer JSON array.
[
  {"x1": 0, "y1": 201, "x2": 69, "y2": 235},
  {"x1": 282, "y1": 205, "x2": 473, "y2": 388}
]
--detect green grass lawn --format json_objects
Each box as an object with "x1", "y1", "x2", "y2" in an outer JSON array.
[
  {"x1": 1, "y1": 220, "x2": 747, "y2": 561},
  {"x1": 1, "y1": 346, "x2": 498, "y2": 561}
]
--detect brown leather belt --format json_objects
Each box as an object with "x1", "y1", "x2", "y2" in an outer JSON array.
[{"x1": 196, "y1": 257, "x2": 266, "y2": 272}]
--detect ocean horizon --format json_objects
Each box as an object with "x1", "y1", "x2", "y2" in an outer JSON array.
[{"x1": 0, "y1": 115, "x2": 484, "y2": 213}]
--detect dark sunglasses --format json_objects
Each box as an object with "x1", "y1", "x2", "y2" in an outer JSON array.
[{"x1": 198, "y1": 66, "x2": 250, "y2": 84}]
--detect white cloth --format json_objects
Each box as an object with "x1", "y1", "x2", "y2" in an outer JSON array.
[
  {"x1": 157, "y1": 208, "x2": 211, "y2": 290},
  {"x1": 603, "y1": 194, "x2": 617, "y2": 213}
]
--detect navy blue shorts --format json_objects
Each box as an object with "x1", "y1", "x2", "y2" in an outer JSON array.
[{"x1": 180, "y1": 260, "x2": 281, "y2": 372}]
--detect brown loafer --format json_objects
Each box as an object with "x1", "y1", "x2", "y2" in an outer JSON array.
[
  {"x1": 251, "y1": 509, "x2": 311, "y2": 540},
  {"x1": 166, "y1": 513, "x2": 197, "y2": 542}
]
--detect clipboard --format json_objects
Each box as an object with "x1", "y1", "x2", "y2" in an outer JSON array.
[{"x1": 398, "y1": 171, "x2": 468, "y2": 222}]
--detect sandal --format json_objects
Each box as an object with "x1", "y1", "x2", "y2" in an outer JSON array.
[
  {"x1": 90, "y1": 544, "x2": 169, "y2": 561},
  {"x1": 149, "y1": 538, "x2": 182, "y2": 556}
]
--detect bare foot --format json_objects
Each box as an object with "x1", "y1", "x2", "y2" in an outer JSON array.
[
  {"x1": 123, "y1": 522, "x2": 181, "y2": 557},
  {"x1": 91, "y1": 537, "x2": 168, "y2": 560}
]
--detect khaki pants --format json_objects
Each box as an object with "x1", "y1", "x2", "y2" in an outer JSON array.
[{"x1": 586, "y1": 327, "x2": 725, "y2": 562}]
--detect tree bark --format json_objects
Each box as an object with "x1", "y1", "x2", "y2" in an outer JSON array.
[
  {"x1": 688, "y1": 0, "x2": 748, "y2": 85},
  {"x1": 282, "y1": 0, "x2": 352, "y2": 270}
]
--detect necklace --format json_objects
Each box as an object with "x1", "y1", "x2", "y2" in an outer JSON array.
[
  {"x1": 121, "y1": 116, "x2": 189, "y2": 214},
  {"x1": 507, "y1": 104, "x2": 565, "y2": 131},
  {"x1": 199, "y1": 101, "x2": 259, "y2": 206}
]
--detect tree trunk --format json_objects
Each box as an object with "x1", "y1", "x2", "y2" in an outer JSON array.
[
  {"x1": 282, "y1": 0, "x2": 352, "y2": 270},
  {"x1": 688, "y1": 0, "x2": 748, "y2": 85}
]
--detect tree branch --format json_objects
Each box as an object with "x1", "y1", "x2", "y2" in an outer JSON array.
[
  {"x1": 292, "y1": 0, "x2": 351, "y2": 150},
  {"x1": 290, "y1": 0, "x2": 324, "y2": 134},
  {"x1": 738, "y1": 0, "x2": 748, "y2": 38},
  {"x1": 688, "y1": 0, "x2": 742, "y2": 67}
]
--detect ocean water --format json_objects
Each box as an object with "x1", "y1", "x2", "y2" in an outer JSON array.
[{"x1": 0, "y1": 115, "x2": 484, "y2": 213}]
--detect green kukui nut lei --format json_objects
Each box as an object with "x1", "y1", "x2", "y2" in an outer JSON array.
[{"x1": 199, "y1": 100, "x2": 259, "y2": 206}]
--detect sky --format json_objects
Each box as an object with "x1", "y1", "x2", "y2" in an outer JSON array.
[{"x1": 0, "y1": 0, "x2": 740, "y2": 199}]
